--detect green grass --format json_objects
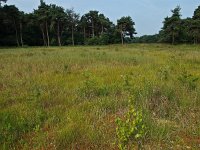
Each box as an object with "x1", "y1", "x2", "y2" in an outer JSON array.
[{"x1": 0, "y1": 44, "x2": 200, "y2": 149}]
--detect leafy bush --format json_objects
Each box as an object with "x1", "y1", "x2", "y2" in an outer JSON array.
[
  {"x1": 85, "y1": 34, "x2": 109, "y2": 45},
  {"x1": 85, "y1": 37, "x2": 100, "y2": 45},
  {"x1": 98, "y1": 34, "x2": 109, "y2": 45},
  {"x1": 115, "y1": 96, "x2": 146, "y2": 150}
]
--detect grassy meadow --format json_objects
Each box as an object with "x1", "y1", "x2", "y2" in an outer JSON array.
[{"x1": 0, "y1": 44, "x2": 200, "y2": 149}]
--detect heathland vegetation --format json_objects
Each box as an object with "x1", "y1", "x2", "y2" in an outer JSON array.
[
  {"x1": 0, "y1": 0, "x2": 200, "y2": 150},
  {"x1": 0, "y1": 44, "x2": 200, "y2": 149}
]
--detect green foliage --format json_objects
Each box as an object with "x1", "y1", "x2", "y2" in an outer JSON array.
[
  {"x1": 158, "y1": 67, "x2": 170, "y2": 80},
  {"x1": 121, "y1": 74, "x2": 133, "y2": 92},
  {"x1": 161, "y1": 6, "x2": 182, "y2": 44},
  {"x1": 79, "y1": 72, "x2": 110, "y2": 98},
  {"x1": 117, "y1": 16, "x2": 136, "y2": 38},
  {"x1": 79, "y1": 72, "x2": 99, "y2": 98},
  {"x1": 178, "y1": 71, "x2": 199, "y2": 90},
  {"x1": 2, "y1": 2, "x2": 200, "y2": 45},
  {"x1": 85, "y1": 37, "x2": 100, "y2": 45},
  {"x1": 85, "y1": 34, "x2": 109, "y2": 45},
  {"x1": 158, "y1": 5, "x2": 200, "y2": 44},
  {"x1": 133, "y1": 34, "x2": 160, "y2": 43},
  {"x1": 115, "y1": 96, "x2": 146, "y2": 150},
  {"x1": 0, "y1": 108, "x2": 46, "y2": 148},
  {"x1": 0, "y1": 45, "x2": 200, "y2": 149},
  {"x1": 56, "y1": 124, "x2": 83, "y2": 149}
]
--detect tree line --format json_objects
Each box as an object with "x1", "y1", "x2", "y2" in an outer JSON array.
[
  {"x1": 0, "y1": 0, "x2": 200, "y2": 46},
  {"x1": 0, "y1": 0, "x2": 136, "y2": 46},
  {"x1": 134, "y1": 6, "x2": 200, "y2": 44}
]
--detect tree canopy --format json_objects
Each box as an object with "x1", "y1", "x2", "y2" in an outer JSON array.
[
  {"x1": 0, "y1": 0, "x2": 7, "y2": 7},
  {"x1": 1, "y1": 2, "x2": 200, "y2": 46},
  {"x1": 0, "y1": 1, "x2": 136, "y2": 46}
]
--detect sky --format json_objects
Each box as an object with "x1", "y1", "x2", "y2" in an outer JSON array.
[{"x1": 5, "y1": 0, "x2": 200, "y2": 36}]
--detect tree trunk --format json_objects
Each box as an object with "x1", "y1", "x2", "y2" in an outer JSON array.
[
  {"x1": 20, "y1": 22, "x2": 24, "y2": 47},
  {"x1": 40, "y1": 24, "x2": 46, "y2": 46},
  {"x1": 92, "y1": 19, "x2": 95, "y2": 38},
  {"x1": 101, "y1": 25, "x2": 104, "y2": 34},
  {"x1": 121, "y1": 30, "x2": 124, "y2": 45},
  {"x1": 83, "y1": 26, "x2": 86, "y2": 42},
  {"x1": 194, "y1": 36, "x2": 197, "y2": 45},
  {"x1": 46, "y1": 21, "x2": 50, "y2": 46},
  {"x1": 57, "y1": 21, "x2": 61, "y2": 46},
  {"x1": 14, "y1": 20, "x2": 19, "y2": 47},
  {"x1": 172, "y1": 32, "x2": 175, "y2": 45},
  {"x1": 72, "y1": 26, "x2": 74, "y2": 46}
]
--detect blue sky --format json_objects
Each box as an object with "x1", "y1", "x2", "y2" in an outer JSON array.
[{"x1": 6, "y1": 0, "x2": 200, "y2": 36}]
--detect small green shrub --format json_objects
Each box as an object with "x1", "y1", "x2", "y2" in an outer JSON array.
[
  {"x1": 79, "y1": 72, "x2": 98, "y2": 98},
  {"x1": 178, "y1": 71, "x2": 199, "y2": 90},
  {"x1": 79, "y1": 72, "x2": 110, "y2": 98},
  {"x1": 85, "y1": 34, "x2": 109, "y2": 45},
  {"x1": 97, "y1": 85, "x2": 110, "y2": 96},
  {"x1": 0, "y1": 108, "x2": 46, "y2": 148},
  {"x1": 115, "y1": 96, "x2": 146, "y2": 150},
  {"x1": 121, "y1": 74, "x2": 133, "y2": 92},
  {"x1": 98, "y1": 34, "x2": 109, "y2": 45},
  {"x1": 85, "y1": 37, "x2": 100, "y2": 45},
  {"x1": 158, "y1": 67, "x2": 170, "y2": 80}
]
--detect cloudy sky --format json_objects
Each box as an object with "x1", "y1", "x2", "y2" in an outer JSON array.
[{"x1": 5, "y1": 0, "x2": 200, "y2": 36}]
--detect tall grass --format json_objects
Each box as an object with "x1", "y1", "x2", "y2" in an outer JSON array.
[{"x1": 0, "y1": 44, "x2": 200, "y2": 149}]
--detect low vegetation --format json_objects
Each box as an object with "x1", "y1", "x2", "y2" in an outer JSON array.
[{"x1": 0, "y1": 44, "x2": 200, "y2": 149}]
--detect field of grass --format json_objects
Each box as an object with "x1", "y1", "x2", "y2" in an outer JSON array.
[{"x1": 0, "y1": 44, "x2": 200, "y2": 149}]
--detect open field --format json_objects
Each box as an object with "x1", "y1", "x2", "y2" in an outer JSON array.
[{"x1": 0, "y1": 44, "x2": 200, "y2": 149}]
